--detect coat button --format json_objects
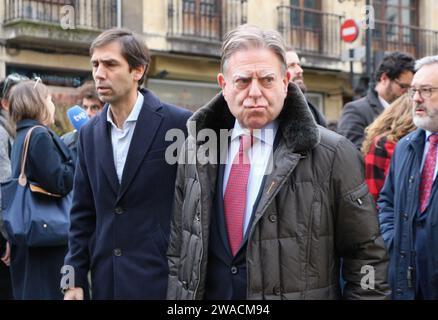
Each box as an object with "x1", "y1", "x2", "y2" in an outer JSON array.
[
  {"x1": 115, "y1": 206, "x2": 124, "y2": 215},
  {"x1": 396, "y1": 288, "x2": 403, "y2": 296},
  {"x1": 273, "y1": 287, "x2": 282, "y2": 296},
  {"x1": 400, "y1": 251, "x2": 406, "y2": 258},
  {"x1": 230, "y1": 266, "x2": 238, "y2": 275},
  {"x1": 269, "y1": 215, "x2": 277, "y2": 223},
  {"x1": 114, "y1": 248, "x2": 122, "y2": 257},
  {"x1": 402, "y1": 213, "x2": 409, "y2": 221},
  {"x1": 182, "y1": 281, "x2": 188, "y2": 290}
]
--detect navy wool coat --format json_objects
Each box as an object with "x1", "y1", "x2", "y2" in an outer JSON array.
[
  {"x1": 64, "y1": 89, "x2": 191, "y2": 299},
  {"x1": 10, "y1": 119, "x2": 74, "y2": 300},
  {"x1": 379, "y1": 129, "x2": 438, "y2": 299}
]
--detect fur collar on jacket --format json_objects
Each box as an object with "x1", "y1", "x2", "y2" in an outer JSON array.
[{"x1": 187, "y1": 82, "x2": 320, "y2": 152}]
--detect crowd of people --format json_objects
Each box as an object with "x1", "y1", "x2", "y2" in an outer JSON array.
[{"x1": 0, "y1": 23, "x2": 437, "y2": 300}]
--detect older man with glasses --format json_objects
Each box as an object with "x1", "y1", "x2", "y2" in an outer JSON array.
[{"x1": 379, "y1": 55, "x2": 438, "y2": 300}]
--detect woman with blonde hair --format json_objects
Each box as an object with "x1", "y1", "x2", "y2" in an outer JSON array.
[
  {"x1": 362, "y1": 93, "x2": 416, "y2": 203},
  {"x1": 6, "y1": 80, "x2": 74, "y2": 299}
]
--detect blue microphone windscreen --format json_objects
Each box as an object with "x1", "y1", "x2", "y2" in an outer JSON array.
[{"x1": 67, "y1": 105, "x2": 89, "y2": 131}]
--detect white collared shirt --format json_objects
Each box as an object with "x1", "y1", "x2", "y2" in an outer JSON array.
[
  {"x1": 420, "y1": 130, "x2": 438, "y2": 181},
  {"x1": 107, "y1": 92, "x2": 144, "y2": 183},
  {"x1": 378, "y1": 95, "x2": 390, "y2": 109},
  {"x1": 223, "y1": 120, "x2": 279, "y2": 235}
]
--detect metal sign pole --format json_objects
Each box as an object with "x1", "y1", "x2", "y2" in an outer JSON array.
[{"x1": 365, "y1": 0, "x2": 373, "y2": 91}]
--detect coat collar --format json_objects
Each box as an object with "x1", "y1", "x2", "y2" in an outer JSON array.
[
  {"x1": 94, "y1": 88, "x2": 164, "y2": 197},
  {"x1": 95, "y1": 88, "x2": 163, "y2": 125},
  {"x1": 367, "y1": 88, "x2": 385, "y2": 112},
  {"x1": 187, "y1": 82, "x2": 320, "y2": 153},
  {"x1": 406, "y1": 128, "x2": 427, "y2": 160},
  {"x1": 15, "y1": 119, "x2": 44, "y2": 131}
]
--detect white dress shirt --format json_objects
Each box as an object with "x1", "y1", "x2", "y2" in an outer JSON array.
[
  {"x1": 378, "y1": 95, "x2": 390, "y2": 109},
  {"x1": 107, "y1": 92, "x2": 144, "y2": 183},
  {"x1": 223, "y1": 120, "x2": 279, "y2": 236}
]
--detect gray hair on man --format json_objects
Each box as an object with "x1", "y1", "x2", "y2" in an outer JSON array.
[
  {"x1": 220, "y1": 24, "x2": 287, "y2": 74},
  {"x1": 415, "y1": 55, "x2": 438, "y2": 71}
]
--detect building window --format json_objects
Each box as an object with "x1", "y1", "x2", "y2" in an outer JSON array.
[
  {"x1": 147, "y1": 79, "x2": 219, "y2": 111},
  {"x1": 181, "y1": 0, "x2": 221, "y2": 39},
  {"x1": 290, "y1": 0, "x2": 321, "y2": 30},
  {"x1": 278, "y1": 0, "x2": 342, "y2": 58},
  {"x1": 373, "y1": 0, "x2": 418, "y2": 48}
]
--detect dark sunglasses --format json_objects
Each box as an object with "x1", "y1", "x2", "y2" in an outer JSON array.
[{"x1": 2, "y1": 73, "x2": 30, "y2": 99}]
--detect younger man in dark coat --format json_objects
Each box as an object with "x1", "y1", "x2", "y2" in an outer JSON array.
[{"x1": 63, "y1": 29, "x2": 191, "y2": 299}]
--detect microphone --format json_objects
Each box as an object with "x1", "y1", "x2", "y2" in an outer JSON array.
[{"x1": 67, "y1": 105, "x2": 89, "y2": 131}]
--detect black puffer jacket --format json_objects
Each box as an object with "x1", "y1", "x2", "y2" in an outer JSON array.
[{"x1": 167, "y1": 83, "x2": 390, "y2": 300}]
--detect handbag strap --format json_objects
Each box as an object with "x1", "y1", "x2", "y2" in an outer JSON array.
[{"x1": 18, "y1": 125, "x2": 46, "y2": 187}]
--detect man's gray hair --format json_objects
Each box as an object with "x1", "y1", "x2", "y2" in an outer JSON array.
[
  {"x1": 220, "y1": 24, "x2": 287, "y2": 74},
  {"x1": 415, "y1": 55, "x2": 438, "y2": 71}
]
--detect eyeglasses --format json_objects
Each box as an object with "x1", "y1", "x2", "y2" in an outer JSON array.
[
  {"x1": 2, "y1": 73, "x2": 29, "y2": 99},
  {"x1": 408, "y1": 87, "x2": 438, "y2": 99},
  {"x1": 393, "y1": 79, "x2": 411, "y2": 90}
]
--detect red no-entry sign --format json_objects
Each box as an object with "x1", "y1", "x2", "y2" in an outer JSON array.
[{"x1": 341, "y1": 19, "x2": 359, "y2": 43}]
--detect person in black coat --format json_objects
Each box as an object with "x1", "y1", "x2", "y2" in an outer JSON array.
[
  {"x1": 8, "y1": 80, "x2": 74, "y2": 299},
  {"x1": 63, "y1": 29, "x2": 191, "y2": 300}
]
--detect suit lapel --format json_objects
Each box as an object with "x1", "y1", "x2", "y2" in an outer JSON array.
[
  {"x1": 117, "y1": 93, "x2": 163, "y2": 202},
  {"x1": 96, "y1": 107, "x2": 120, "y2": 195},
  {"x1": 367, "y1": 89, "x2": 385, "y2": 115}
]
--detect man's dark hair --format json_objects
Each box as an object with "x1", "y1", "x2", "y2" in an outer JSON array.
[
  {"x1": 374, "y1": 51, "x2": 415, "y2": 82},
  {"x1": 90, "y1": 28, "x2": 150, "y2": 86},
  {"x1": 79, "y1": 80, "x2": 102, "y2": 102}
]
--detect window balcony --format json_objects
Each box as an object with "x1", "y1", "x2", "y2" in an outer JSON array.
[
  {"x1": 2, "y1": 0, "x2": 117, "y2": 53},
  {"x1": 372, "y1": 20, "x2": 438, "y2": 58},
  {"x1": 277, "y1": 4, "x2": 344, "y2": 65},
  {"x1": 167, "y1": 0, "x2": 247, "y2": 56}
]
